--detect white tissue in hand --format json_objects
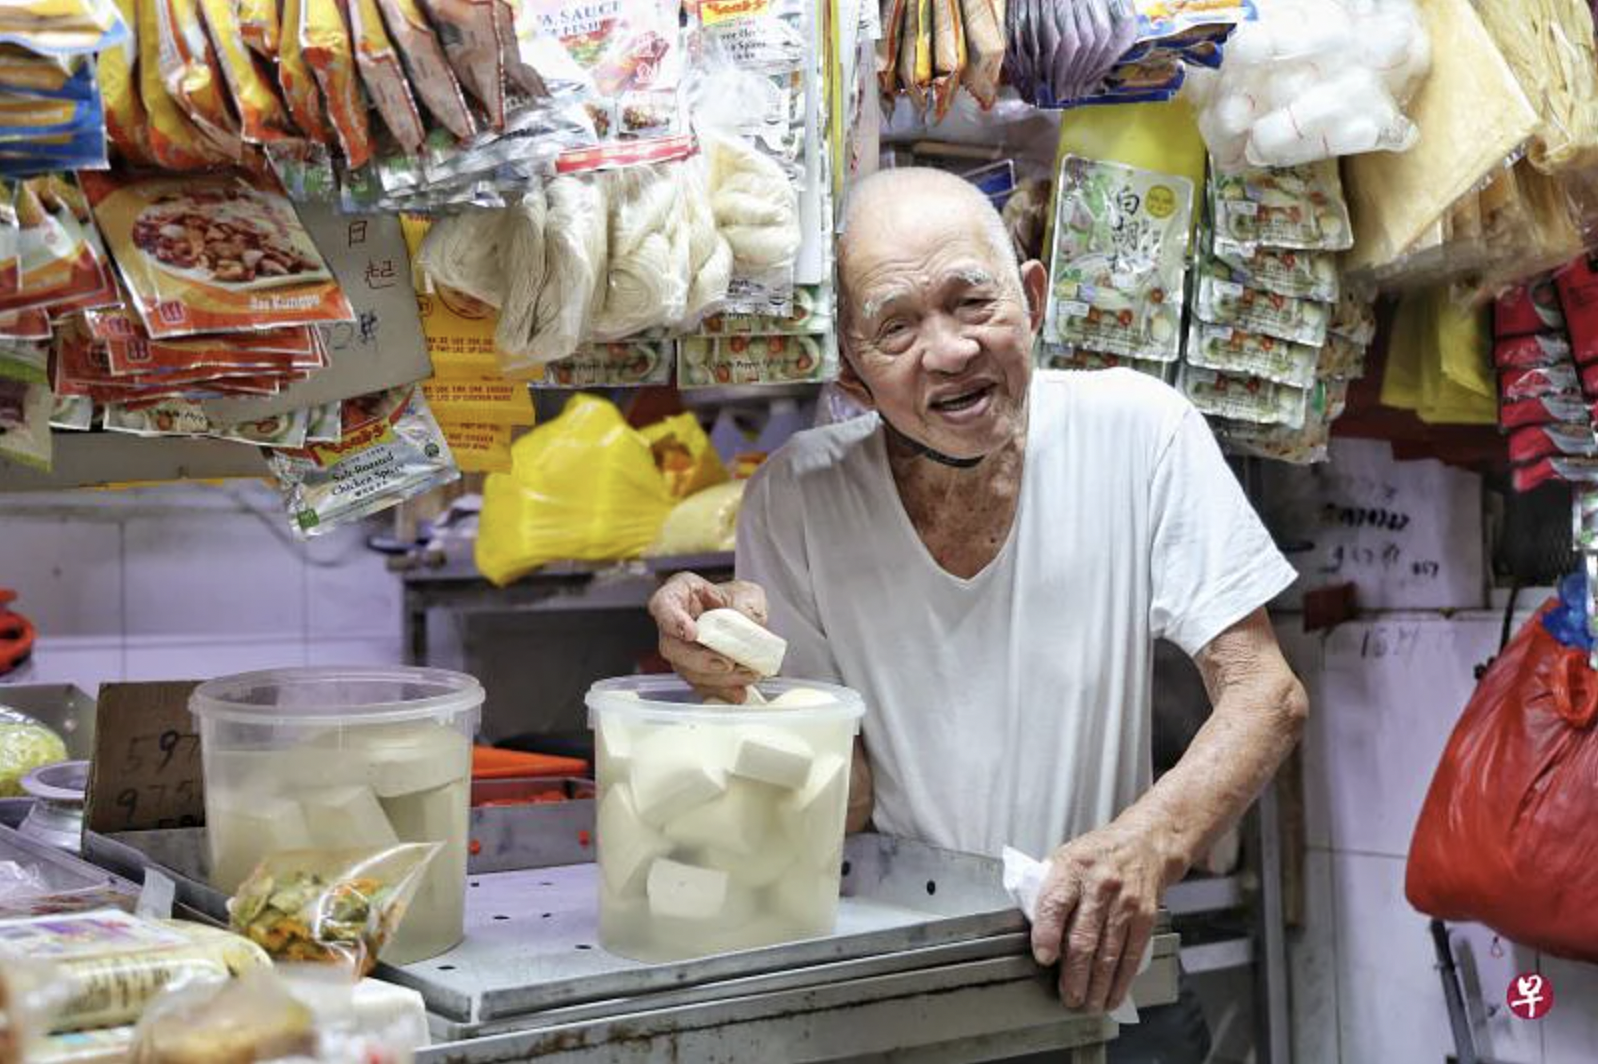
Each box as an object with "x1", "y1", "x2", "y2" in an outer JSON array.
[
  {"x1": 695, "y1": 608, "x2": 787, "y2": 677},
  {"x1": 598, "y1": 784, "x2": 670, "y2": 896},
  {"x1": 731, "y1": 726, "x2": 813, "y2": 789},
  {"x1": 630, "y1": 727, "x2": 728, "y2": 827}
]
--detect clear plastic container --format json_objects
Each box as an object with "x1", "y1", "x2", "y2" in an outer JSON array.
[
  {"x1": 190, "y1": 667, "x2": 482, "y2": 965},
  {"x1": 586, "y1": 675, "x2": 865, "y2": 963}
]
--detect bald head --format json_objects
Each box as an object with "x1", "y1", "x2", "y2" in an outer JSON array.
[{"x1": 840, "y1": 168, "x2": 1022, "y2": 304}]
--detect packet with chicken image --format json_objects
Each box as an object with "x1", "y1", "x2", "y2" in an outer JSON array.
[
  {"x1": 81, "y1": 168, "x2": 354, "y2": 338},
  {"x1": 523, "y1": 0, "x2": 680, "y2": 142}
]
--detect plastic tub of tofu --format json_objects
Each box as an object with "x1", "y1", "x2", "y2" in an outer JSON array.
[
  {"x1": 586, "y1": 675, "x2": 865, "y2": 963},
  {"x1": 191, "y1": 666, "x2": 482, "y2": 965}
]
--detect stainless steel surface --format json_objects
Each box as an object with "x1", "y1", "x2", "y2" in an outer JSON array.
[
  {"x1": 1165, "y1": 874, "x2": 1249, "y2": 915},
  {"x1": 18, "y1": 760, "x2": 88, "y2": 851},
  {"x1": 0, "y1": 683, "x2": 97, "y2": 759},
  {"x1": 1258, "y1": 776, "x2": 1291, "y2": 1063},
  {"x1": 1182, "y1": 937, "x2": 1255, "y2": 974}
]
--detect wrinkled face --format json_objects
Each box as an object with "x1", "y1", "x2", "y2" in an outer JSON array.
[{"x1": 841, "y1": 205, "x2": 1044, "y2": 461}]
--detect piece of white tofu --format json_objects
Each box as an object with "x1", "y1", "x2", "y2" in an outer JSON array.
[
  {"x1": 662, "y1": 779, "x2": 776, "y2": 856},
  {"x1": 646, "y1": 858, "x2": 754, "y2": 924},
  {"x1": 330, "y1": 724, "x2": 470, "y2": 798},
  {"x1": 207, "y1": 792, "x2": 314, "y2": 891},
  {"x1": 300, "y1": 786, "x2": 400, "y2": 850},
  {"x1": 694, "y1": 609, "x2": 787, "y2": 677},
  {"x1": 779, "y1": 753, "x2": 848, "y2": 860},
  {"x1": 596, "y1": 718, "x2": 635, "y2": 776},
  {"x1": 629, "y1": 727, "x2": 729, "y2": 827},
  {"x1": 701, "y1": 836, "x2": 797, "y2": 889},
  {"x1": 597, "y1": 784, "x2": 672, "y2": 897},
  {"x1": 379, "y1": 779, "x2": 468, "y2": 842},
  {"x1": 730, "y1": 726, "x2": 813, "y2": 789}
]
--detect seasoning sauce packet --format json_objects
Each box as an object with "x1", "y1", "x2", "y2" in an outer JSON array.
[
  {"x1": 267, "y1": 385, "x2": 459, "y2": 536},
  {"x1": 239, "y1": 0, "x2": 279, "y2": 56},
  {"x1": 348, "y1": 0, "x2": 425, "y2": 153},
  {"x1": 278, "y1": 0, "x2": 333, "y2": 142},
  {"x1": 81, "y1": 169, "x2": 354, "y2": 338},
  {"x1": 301, "y1": 0, "x2": 373, "y2": 168},
  {"x1": 419, "y1": 0, "x2": 504, "y2": 129},
  {"x1": 99, "y1": 0, "x2": 154, "y2": 164},
  {"x1": 198, "y1": 0, "x2": 297, "y2": 144},
  {"x1": 140, "y1": 0, "x2": 234, "y2": 169},
  {"x1": 1180, "y1": 364, "x2": 1309, "y2": 429},
  {"x1": 1185, "y1": 321, "x2": 1319, "y2": 389},
  {"x1": 158, "y1": 0, "x2": 245, "y2": 159},
  {"x1": 375, "y1": 0, "x2": 474, "y2": 139},
  {"x1": 0, "y1": 0, "x2": 129, "y2": 55}
]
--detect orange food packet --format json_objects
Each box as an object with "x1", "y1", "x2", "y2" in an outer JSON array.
[
  {"x1": 156, "y1": 0, "x2": 244, "y2": 158},
  {"x1": 138, "y1": 0, "x2": 231, "y2": 168},
  {"x1": 198, "y1": 0, "x2": 296, "y2": 143},
  {"x1": 277, "y1": 0, "x2": 331, "y2": 141},
  {"x1": 80, "y1": 169, "x2": 355, "y2": 339},
  {"x1": 418, "y1": 0, "x2": 504, "y2": 129},
  {"x1": 301, "y1": 0, "x2": 372, "y2": 168},
  {"x1": 100, "y1": 0, "x2": 155, "y2": 163},
  {"x1": 239, "y1": 0, "x2": 279, "y2": 56},
  {"x1": 375, "y1": 0, "x2": 473, "y2": 139},
  {"x1": 347, "y1": 0, "x2": 424, "y2": 152},
  {"x1": 3, "y1": 178, "x2": 112, "y2": 316}
]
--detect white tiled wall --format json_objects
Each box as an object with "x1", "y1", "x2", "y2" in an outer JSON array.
[
  {"x1": 0, "y1": 483, "x2": 404, "y2": 693},
  {"x1": 1282, "y1": 611, "x2": 1596, "y2": 1064}
]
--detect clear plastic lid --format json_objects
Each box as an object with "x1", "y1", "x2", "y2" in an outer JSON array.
[
  {"x1": 191, "y1": 667, "x2": 484, "y2": 727},
  {"x1": 586, "y1": 675, "x2": 865, "y2": 729}
]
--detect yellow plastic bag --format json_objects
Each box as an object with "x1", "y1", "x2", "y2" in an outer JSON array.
[
  {"x1": 638, "y1": 412, "x2": 729, "y2": 499},
  {"x1": 475, "y1": 395, "x2": 674, "y2": 586},
  {"x1": 646, "y1": 480, "x2": 745, "y2": 557}
]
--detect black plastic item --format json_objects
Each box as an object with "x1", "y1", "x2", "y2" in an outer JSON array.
[
  {"x1": 1493, "y1": 477, "x2": 1573, "y2": 588},
  {"x1": 496, "y1": 731, "x2": 596, "y2": 767}
]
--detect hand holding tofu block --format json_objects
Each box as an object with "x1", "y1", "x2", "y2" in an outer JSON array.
[{"x1": 694, "y1": 608, "x2": 788, "y2": 677}]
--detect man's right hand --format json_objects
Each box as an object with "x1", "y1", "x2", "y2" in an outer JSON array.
[{"x1": 648, "y1": 572, "x2": 771, "y2": 703}]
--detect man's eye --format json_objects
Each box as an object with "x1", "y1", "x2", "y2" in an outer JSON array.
[{"x1": 880, "y1": 320, "x2": 909, "y2": 339}]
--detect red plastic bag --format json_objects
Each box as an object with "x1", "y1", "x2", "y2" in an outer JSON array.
[{"x1": 1406, "y1": 603, "x2": 1598, "y2": 962}]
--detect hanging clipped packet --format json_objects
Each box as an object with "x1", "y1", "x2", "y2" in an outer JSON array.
[
  {"x1": 375, "y1": 0, "x2": 474, "y2": 139},
  {"x1": 266, "y1": 385, "x2": 459, "y2": 536},
  {"x1": 1210, "y1": 161, "x2": 1352, "y2": 254},
  {"x1": 277, "y1": 0, "x2": 332, "y2": 142},
  {"x1": 1316, "y1": 333, "x2": 1367, "y2": 381},
  {"x1": 0, "y1": 376, "x2": 51, "y2": 469},
  {"x1": 419, "y1": 0, "x2": 505, "y2": 129},
  {"x1": 140, "y1": 0, "x2": 233, "y2": 169},
  {"x1": 302, "y1": 0, "x2": 373, "y2": 168},
  {"x1": 1208, "y1": 240, "x2": 1340, "y2": 304},
  {"x1": 678, "y1": 334, "x2": 830, "y2": 387},
  {"x1": 239, "y1": 0, "x2": 278, "y2": 56},
  {"x1": 157, "y1": 0, "x2": 245, "y2": 159},
  {"x1": 1195, "y1": 274, "x2": 1331, "y2": 348},
  {"x1": 99, "y1": 0, "x2": 154, "y2": 164},
  {"x1": 533, "y1": 338, "x2": 674, "y2": 387},
  {"x1": 198, "y1": 0, "x2": 296, "y2": 144},
  {"x1": 80, "y1": 168, "x2": 355, "y2": 338},
  {"x1": 1185, "y1": 321, "x2": 1319, "y2": 389},
  {"x1": 1180, "y1": 364, "x2": 1308, "y2": 428},
  {"x1": 1045, "y1": 155, "x2": 1192, "y2": 362},
  {"x1": 347, "y1": 0, "x2": 425, "y2": 153}
]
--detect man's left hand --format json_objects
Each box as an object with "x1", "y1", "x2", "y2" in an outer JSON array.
[{"x1": 1030, "y1": 822, "x2": 1168, "y2": 1013}]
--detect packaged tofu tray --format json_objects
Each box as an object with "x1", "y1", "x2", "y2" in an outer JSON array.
[
  {"x1": 190, "y1": 666, "x2": 482, "y2": 966},
  {"x1": 586, "y1": 676, "x2": 864, "y2": 963}
]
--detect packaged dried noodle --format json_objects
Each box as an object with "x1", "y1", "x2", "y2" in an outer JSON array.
[
  {"x1": 348, "y1": 0, "x2": 425, "y2": 153},
  {"x1": 301, "y1": 0, "x2": 373, "y2": 168}
]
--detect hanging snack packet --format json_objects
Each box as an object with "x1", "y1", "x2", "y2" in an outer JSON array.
[
  {"x1": 1180, "y1": 364, "x2": 1308, "y2": 429},
  {"x1": 375, "y1": 0, "x2": 474, "y2": 139},
  {"x1": 0, "y1": 0, "x2": 128, "y2": 55},
  {"x1": 535, "y1": 338, "x2": 673, "y2": 387},
  {"x1": 266, "y1": 385, "x2": 459, "y2": 536},
  {"x1": 678, "y1": 334, "x2": 829, "y2": 387},
  {"x1": 278, "y1": 0, "x2": 332, "y2": 142},
  {"x1": 347, "y1": 0, "x2": 424, "y2": 153},
  {"x1": 0, "y1": 309, "x2": 49, "y2": 339},
  {"x1": 157, "y1": 0, "x2": 245, "y2": 159},
  {"x1": 1317, "y1": 333, "x2": 1367, "y2": 381},
  {"x1": 98, "y1": 0, "x2": 153, "y2": 164},
  {"x1": 1186, "y1": 321, "x2": 1319, "y2": 389},
  {"x1": 0, "y1": 377, "x2": 50, "y2": 470},
  {"x1": 301, "y1": 0, "x2": 373, "y2": 168},
  {"x1": 1209, "y1": 242, "x2": 1339, "y2": 304},
  {"x1": 959, "y1": 0, "x2": 1003, "y2": 108},
  {"x1": 49, "y1": 392, "x2": 93, "y2": 429},
  {"x1": 1211, "y1": 161, "x2": 1352, "y2": 254},
  {"x1": 139, "y1": 0, "x2": 232, "y2": 169},
  {"x1": 1195, "y1": 274, "x2": 1330, "y2": 348},
  {"x1": 1495, "y1": 332, "x2": 1573, "y2": 371},
  {"x1": 4, "y1": 178, "x2": 109, "y2": 316},
  {"x1": 1045, "y1": 155, "x2": 1192, "y2": 362},
  {"x1": 198, "y1": 0, "x2": 296, "y2": 144},
  {"x1": 418, "y1": 0, "x2": 504, "y2": 129},
  {"x1": 524, "y1": 0, "x2": 678, "y2": 139},
  {"x1": 239, "y1": 0, "x2": 278, "y2": 56},
  {"x1": 81, "y1": 169, "x2": 354, "y2": 338}
]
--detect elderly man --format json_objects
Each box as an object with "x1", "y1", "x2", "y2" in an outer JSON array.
[{"x1": 648, "y1": 167, "x2": 1307, "y2": 1055}]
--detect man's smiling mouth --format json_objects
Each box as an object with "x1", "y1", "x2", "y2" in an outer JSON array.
[{"x1": 930, "y1": 384, "x2": 996, "y2": 412}]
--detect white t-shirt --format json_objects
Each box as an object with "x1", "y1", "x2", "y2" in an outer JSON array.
[{"x1": 735, "y1": 369, "x2": 1298, "y2": 859}]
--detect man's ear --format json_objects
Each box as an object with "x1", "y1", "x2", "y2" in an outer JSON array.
[
  {"x1": 1020, "y1": 260, "x2": 1048, "y2": 334},
  {"x1": 836, "y1": 342, "x2": 876, "y2": 410}
]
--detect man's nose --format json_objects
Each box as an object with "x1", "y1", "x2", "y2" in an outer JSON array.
[{"x1": 920, "y1": 315, "x2": 980, "y2": 374}]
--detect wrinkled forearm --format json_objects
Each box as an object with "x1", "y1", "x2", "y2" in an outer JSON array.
[
  {"x1": 1114, "y1": 612, "x2": 1307, "y2": 886},
  {"x1": 846, "y1": 735, "x2": 874, "y2": 833}
]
